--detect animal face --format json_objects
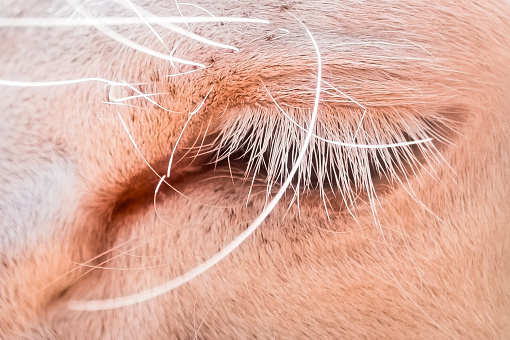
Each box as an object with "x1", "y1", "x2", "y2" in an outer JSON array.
[{"x1": 1, "y1": 1, "x2": 509, "y2": 338}]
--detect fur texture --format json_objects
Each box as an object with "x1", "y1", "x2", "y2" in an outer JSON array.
[{"x1": 0, "y1": 0, "x2": 509, "y2": 338}]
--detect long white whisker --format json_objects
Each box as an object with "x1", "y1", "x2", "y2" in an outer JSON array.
[
  {"x1": 67, "y1": 14, "x2": 322, "y2": 311},
  {"x1": 0, "y1": 78, "x2": 124, "y2": 87},
  {"x1": 121, "y1": 0, "x2": 170, "y2": 52},
  {"x1": 174, "y1": 0, "x2": 190, "y2": 29},
  {"x1": 177, "y1": 3, "x2": 217, "y2": 18},
  {"x1": 0, "y1": 16, "x2": 270, "y2": 27},
  {"x1": 166, "y1": 86, "x2": 214, "y2": 178},
  {"x1": 65, "y1": 0, "x2": 205, "y2": 67}
]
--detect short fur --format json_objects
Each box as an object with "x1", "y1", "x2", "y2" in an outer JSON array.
[{"x1": 0, "y1": 0, "x2": 509, "y2": 338}]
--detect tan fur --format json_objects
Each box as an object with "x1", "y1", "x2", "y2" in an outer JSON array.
[{"x1": 0, "y1": 0, "x2": 509, "y2": 338}]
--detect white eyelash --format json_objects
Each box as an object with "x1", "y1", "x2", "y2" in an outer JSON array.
[{"x1": 210, "y1": 103, "x2": 449, "y2": 212}]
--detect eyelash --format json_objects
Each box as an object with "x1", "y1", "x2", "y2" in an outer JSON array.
[{"x1": 202, "y1": 102, "x2": 451, "y2": 210}]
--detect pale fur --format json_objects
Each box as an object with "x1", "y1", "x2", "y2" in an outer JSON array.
[{"x1": 0, "y1": 0, "x2": 509, "y2": 339}]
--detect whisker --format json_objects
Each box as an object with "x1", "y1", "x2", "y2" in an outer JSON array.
[{"x1": 68, "y1": 14, "x2": 323, "y2": 311}]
